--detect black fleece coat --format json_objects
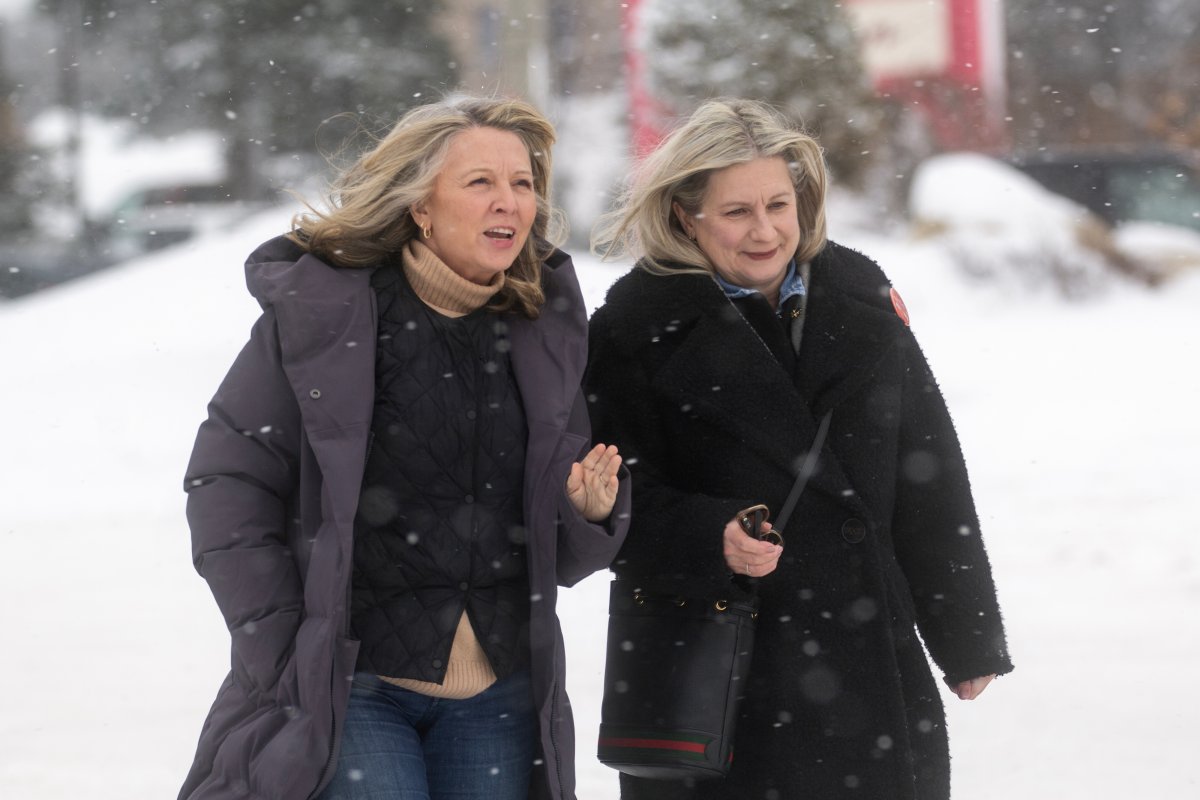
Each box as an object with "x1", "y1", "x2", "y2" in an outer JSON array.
[{"x1": 584, "y1": 241, "x2": 1013, "y2": 800}]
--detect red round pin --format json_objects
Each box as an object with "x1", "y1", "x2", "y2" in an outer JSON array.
[{"x1": 889, "y1": 287, "x2": 910, "y2": 326}]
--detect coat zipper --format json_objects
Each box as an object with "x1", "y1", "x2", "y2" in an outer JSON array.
[
  {"x1": 313, "y1": 284, "x2": 377, "y2": 796},
  {"x1": 549, "y1": 678, "x2": 566, "y2": 798},
  {"x1": 310, "y1": 433, "x2": 369, "y2": 798}
]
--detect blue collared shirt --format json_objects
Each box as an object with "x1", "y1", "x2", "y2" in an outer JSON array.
[{"x1": 714, "y1": 260, "x2": 806, "y2": 316}]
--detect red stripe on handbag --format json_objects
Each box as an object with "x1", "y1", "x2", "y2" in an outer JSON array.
[{"x1": 598, "y1": 736, "x2": 708, "y2": 754}]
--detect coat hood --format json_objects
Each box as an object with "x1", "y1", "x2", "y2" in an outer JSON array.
[
  {"x1": 242, "y1": 234, "x2": 363, "y2": 310},
  {"x1": 243, "y1": 235, "x2": 583, "y2": 327}
]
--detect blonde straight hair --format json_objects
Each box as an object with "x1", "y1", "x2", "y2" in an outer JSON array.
[
  {"x1": 592, "y1": 98, "x2": 827, "y2": 276},
  {"x1": 290, "y1": 94, "x2": 566, "y2": 318}
]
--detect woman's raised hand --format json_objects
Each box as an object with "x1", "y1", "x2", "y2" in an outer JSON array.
[{"x1": 566, "y1": 443, "x2": 622, "y2": 522}]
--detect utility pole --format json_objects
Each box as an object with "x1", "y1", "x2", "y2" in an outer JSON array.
[
  {"x1": 57, "y1": 0, "x2": 85, "y2": 236},
  {"x1": 502, "y1": 0, "x2": 550, "y2": 109}
]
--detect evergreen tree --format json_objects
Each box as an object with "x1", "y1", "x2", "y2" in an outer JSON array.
[
  {"x1": 1005, "y1": 0, "x2": 1200, "y2": 151},
  {"x1": 40, "y1": 0, "x2": 458, "y2": 197},
  {"x1": 637, "y1": 0, "x2": 882, "y2": 186}
]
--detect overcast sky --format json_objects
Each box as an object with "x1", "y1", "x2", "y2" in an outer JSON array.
[{"x1": 0, "y1": 1, "x2": 31, "y2": 21}]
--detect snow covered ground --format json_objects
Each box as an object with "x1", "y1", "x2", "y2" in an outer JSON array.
[{"x1": 2, "y1": 196, "x2": 1198, "y2": 799}]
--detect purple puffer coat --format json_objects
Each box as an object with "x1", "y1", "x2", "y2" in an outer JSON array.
[{"x1": 179, "y1": 236, "x2": 629, "y2": 800}]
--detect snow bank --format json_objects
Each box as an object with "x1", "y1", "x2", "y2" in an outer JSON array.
[{"x1": 909, "y1": 152, "x2": 1121, "y2": 298}]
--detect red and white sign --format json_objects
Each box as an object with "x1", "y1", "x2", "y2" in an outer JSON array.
[
  {"x1": 845, "y1": 0, "x2": 953, "y2": 80},
  {"x1": 623, "y1": 0, "x2": 1008, "y2": 153},
  {"x1": 844, "y1": 0, "x2": 1008, "y2": 147}
]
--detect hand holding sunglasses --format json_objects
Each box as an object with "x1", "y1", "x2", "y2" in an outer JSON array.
[
  {"x1": 723, "y1": 504, "x2": 784, "y2": 578},
  {"x1": 736, "y1": 503, "x2": 783, "y2": 546}
]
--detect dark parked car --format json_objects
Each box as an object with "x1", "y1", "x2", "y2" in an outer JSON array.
[
  {"x1": 105, "y1": 182, "x2": 264, "y2": 260},
  {"x1": 1007, "y1": 147, "x2": 1200, "y2": 232},
  {"x1": 0, "y1": 232, "x2": 117, "y2": 300}
]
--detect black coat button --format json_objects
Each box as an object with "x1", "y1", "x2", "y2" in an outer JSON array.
[{"x1": 841, "y1": 518, "x2": 867, "y2": 544}]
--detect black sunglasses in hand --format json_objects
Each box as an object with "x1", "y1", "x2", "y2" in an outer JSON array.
[{"x1": 736, "y1": 503, "x2": 782, "y2": 546}]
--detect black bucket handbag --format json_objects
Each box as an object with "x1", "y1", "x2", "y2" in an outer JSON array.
[
  {"x1": 598, "y1": 411, "x2": 833, "y2": 780},
  {"x1": 596, "y1": 579, "x2": 759, "y2": 779}
]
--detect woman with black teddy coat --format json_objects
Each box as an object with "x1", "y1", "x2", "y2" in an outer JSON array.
[{"x1": 585, "y1": 98, "x2": 1013, "y2": 800}]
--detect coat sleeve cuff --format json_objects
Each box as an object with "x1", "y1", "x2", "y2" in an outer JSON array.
[{"x1": 554, "y1": 466, "x2": 631, "y2": 587}]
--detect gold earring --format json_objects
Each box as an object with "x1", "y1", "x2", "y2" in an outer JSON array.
[{"x1": 422, "y1": 224, "x2": 432, "y2": 239}]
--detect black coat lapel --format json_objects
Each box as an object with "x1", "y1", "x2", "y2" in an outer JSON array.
[
  {"x1": 597, "y1": 245, "x2": 907, "y2": 520},
  {"x1": 795, "y1": 260, "x2": 905, "y2": 415},
  {"x1": 650, "y1": 282, "x2": 869, "y2": 518}
]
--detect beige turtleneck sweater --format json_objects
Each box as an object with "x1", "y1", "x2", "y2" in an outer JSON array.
[
  {"x1": 399, "y1": 238, "x2": 505, "y2": 318},
  {"x1": 377, "y1": 240, "x2": 507, "y2": 700}
]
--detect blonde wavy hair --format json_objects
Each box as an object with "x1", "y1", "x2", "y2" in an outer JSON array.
[
  {"x1": 290, "y1": 94, "x2": 566, "y2": 318},
  {"x1": 591, "y1": 98, "x2": 827, "y2": 276}
]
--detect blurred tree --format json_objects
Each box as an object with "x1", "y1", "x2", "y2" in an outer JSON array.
[
  {"x1": 0, "y1": 76, "x2": 33, "y2": 232},
  {"x1": 636, "y1": 0, "x2": 883, "y2": 187},
  {"x1": 1131, "y1": 0, "x2": 1200, "y2": 150},
  {"x1": 38, "y1": 0, "x2": 458, "y2": 198},
  {"x1": 546, "y1": 2, "x2": 624, "y2": 97},
  {"x1": 1005, "y1": 0, "x2": 1200, "y2": 152}
]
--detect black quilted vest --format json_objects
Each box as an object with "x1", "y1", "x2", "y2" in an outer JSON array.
[{"x1": 351, "y1": 264, "x2": 531, "y2": 683}]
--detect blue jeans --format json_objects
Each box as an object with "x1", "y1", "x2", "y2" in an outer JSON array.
[{"x1": 318, "y1": 670, "x2": 538, "y2": 800}]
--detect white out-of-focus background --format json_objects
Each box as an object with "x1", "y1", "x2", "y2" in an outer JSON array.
[{"x1": 2, "y1": 1, "x2": 1199, "y2": 798}]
